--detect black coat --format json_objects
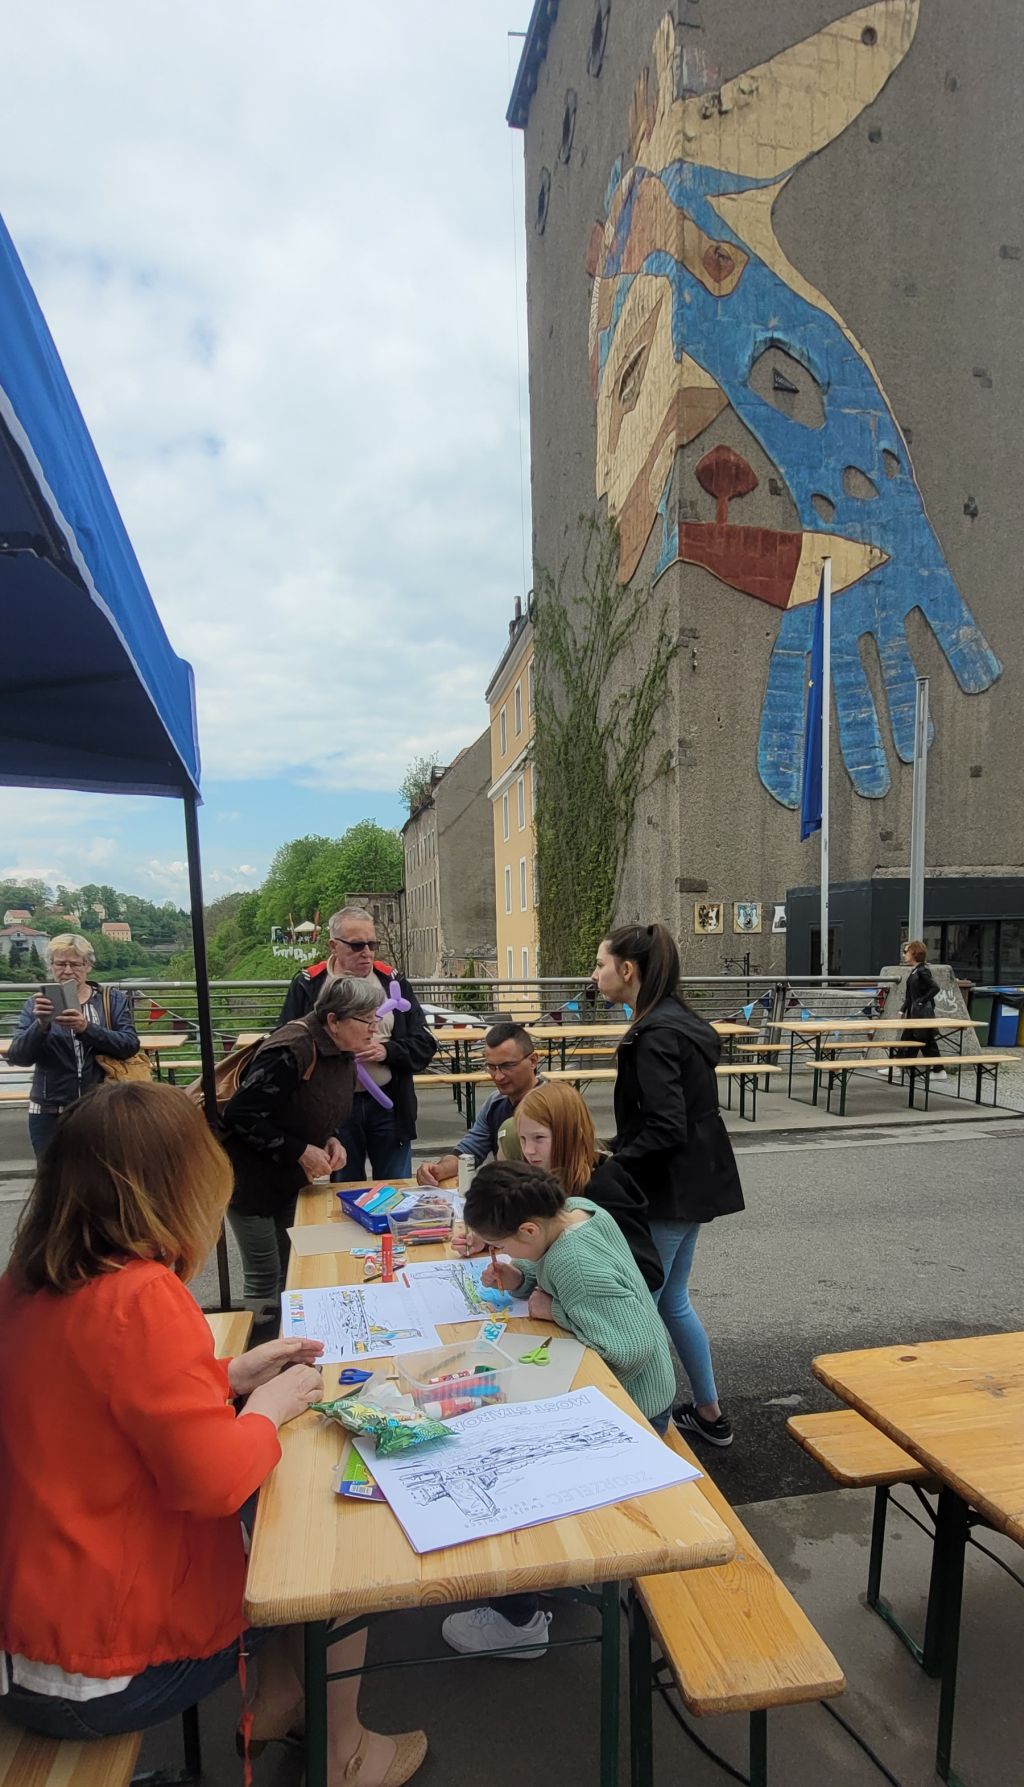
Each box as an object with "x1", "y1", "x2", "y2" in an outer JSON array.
[
  {"x1": 222, "y1": 1016, "x2": 356, "y2": 1217},
  {"x1": 8, "y1": 985, "x2": 139, "y2": 1110},
  {"x1": 585, "y1": 1155, "x2": 664, "y2": 1294},
  {"x1": 610, "y1": 997, "x2": 744, "y2": 1225},
  {"x1": 902, "y1": 963, "x2": 940, "y2": 1019},
  {"x1": 278, "y1": 959, "x2": 436, "y2": 1143}
]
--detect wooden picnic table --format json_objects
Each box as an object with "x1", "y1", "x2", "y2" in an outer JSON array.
[
  {"x1": 777, "y1": 1016, "x2": 988, "y2": 1104},
  {"x1": 245, "y1": 1180, "x2": 735, "y2": 1787},
  {"x1": 814, "y1": 1332, "x2": 1024, "y2": 1783}
]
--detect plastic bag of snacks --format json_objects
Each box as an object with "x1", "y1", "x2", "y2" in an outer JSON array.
[{"x1": 311, "y1": 1396, "x2": 453, "y2": 1458}]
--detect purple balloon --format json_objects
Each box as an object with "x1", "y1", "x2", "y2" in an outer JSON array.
[
  {"x1": 376, "y1": 976, "x2": 411, "y2": 1019},
  {"x1": 355, "y1": 1061, "x2": 393, "y2": 1109}
]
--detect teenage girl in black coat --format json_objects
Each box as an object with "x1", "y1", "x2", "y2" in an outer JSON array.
[{"x1": 594, "y1": 922, "x2": 744, "y2": 1447}]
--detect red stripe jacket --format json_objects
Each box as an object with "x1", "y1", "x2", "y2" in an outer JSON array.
[{"x1": 0, "y1": 1261, "x2": 280, "y2": 1677}]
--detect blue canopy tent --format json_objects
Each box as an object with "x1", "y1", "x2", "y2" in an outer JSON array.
[{"x1": 0, "y1": 209, "x2": 230, "y2": 1306}]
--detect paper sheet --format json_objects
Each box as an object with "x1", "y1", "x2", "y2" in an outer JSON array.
[
  {"x1": 286, "y1": 1220, "x2": 361, "y2": 1258},
  {"x1": 280, "y1": 1283, "x2": 440, "y2": 1364},
  {"x1": 401, "y1": 1258, "x2": 529, "y2": 1325},
  {"x1": 355, "y1": 1384, "x2": 699, "y2": 1554}
]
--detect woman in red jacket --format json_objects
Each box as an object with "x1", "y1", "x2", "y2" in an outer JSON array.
[{"x1": 0, "y1": 1080, "x2": 426, "y2": 1787}]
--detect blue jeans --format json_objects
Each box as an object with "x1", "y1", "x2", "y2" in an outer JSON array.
[
  {"x1": 651, "y1": 1220, "x2": 719, "y2": 1409},
  {"x1": 1, "y1": 1629, "x2": 272, "y2": 1739},
  {"x1": 27, "y1": 1111, "x2": 61, "y2": 1159},
  {"x1": 332, "y1": 1093, "x2": 412, "y2": 1183}
]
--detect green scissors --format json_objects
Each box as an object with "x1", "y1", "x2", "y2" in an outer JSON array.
[{"x1": 519, "y1": 1336, "x2": 552, "y2": 1366}]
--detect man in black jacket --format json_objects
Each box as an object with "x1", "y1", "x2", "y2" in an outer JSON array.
[{"x1": 278, "y1": 906, "x2": 437, "y2": 1178}]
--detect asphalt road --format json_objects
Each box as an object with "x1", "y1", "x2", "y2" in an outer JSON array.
[{"x1": 4, "y1": 1106, "x2": 1021, "y2": 1507}]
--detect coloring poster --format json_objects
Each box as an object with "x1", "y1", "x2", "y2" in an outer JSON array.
[
  {"x1": 402, "y1": 1257, "x2": 529, "y2": 1325},
  {"x1": 280, "y1": 1283, "x2": 440, "y2": 1364},
  {"x1": 355, "y1": 1385, "x2": 700, "y2": 1553}
]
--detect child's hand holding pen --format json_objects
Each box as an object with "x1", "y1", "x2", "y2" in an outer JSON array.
[{"x1": 481, "y1": 1247, "x2": 525, "y2": 1294}]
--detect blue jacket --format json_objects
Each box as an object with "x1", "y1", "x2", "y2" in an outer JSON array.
[{"x1": 8, "y1": 985, "x2": 140, "y2": 1110}]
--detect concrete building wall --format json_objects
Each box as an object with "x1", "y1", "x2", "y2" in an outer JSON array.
[
  {"x1": 435, "y1": 730, "x2": 497, "y2": 973},
  {"x1": 401, "y1": 795, "x2": 440, "y2": 979},
  {"x1": 513, "y1": 0, "x2": 1024, "y2": 973},
  {"x1": 487, "y1": 614, "x2": 540, "y2": 979}
]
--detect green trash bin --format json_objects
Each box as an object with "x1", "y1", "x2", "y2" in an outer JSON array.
[{"x1": 971, "y1": 991, "x2": 994, "y2": 1038}]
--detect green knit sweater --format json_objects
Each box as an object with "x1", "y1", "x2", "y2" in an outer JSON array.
[{"x1": 514, "y1": 1198, "x2": 674, "y2": 1421}]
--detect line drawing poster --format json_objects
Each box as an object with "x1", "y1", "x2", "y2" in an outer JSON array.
[
  {"x1": 355, "y1": 1385, "x2": 700, "y2": 1553},
  {"x1": 281, "y1": 1283, "x2": 440, "y2": 1363},
  {"x1": 401, "y1": 1258, "x2": 529, "y2": 1325}
]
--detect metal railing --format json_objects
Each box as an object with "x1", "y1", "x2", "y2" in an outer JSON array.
[{"x1": 0, "y1": 973, "x2": 902, "y2": 1042}]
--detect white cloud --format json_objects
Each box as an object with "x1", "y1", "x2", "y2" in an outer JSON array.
[{"x1": 4, "y1": 2, "x2": 528, "y2": 795}]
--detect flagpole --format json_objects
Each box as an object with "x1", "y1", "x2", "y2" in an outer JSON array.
[
  {"x1": 820, "y1": 556, "x2": 832, "y2": 980},
  {"x1": 908, "y1": 676, "x2": 929, "y2": 941}
]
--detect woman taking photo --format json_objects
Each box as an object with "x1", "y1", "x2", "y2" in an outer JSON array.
[
  {"x1": 514, "y1": 1080, "x2": 663, "y2": 1292},
  {"x1": 220, "y1": 975, "x2": 381, "y2": 1312},
  {"x1": 8, "y1": 932, "x2": 140, "y2": 1157},
  {"x1": 0, "y1": 1080, "x2": 427, "y2": 1786},
  {"x1": 593, "y1": 922, "x2": 744, "y2": 1448}
]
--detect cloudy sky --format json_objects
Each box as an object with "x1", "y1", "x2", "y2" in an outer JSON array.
[{"x1": 2, "y1": 0, "x2": 530, "y2": 903}]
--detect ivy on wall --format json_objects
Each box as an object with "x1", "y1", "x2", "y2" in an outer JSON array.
[{"x1": 533, "y1": 517, "x2": 679, "y2": 975}]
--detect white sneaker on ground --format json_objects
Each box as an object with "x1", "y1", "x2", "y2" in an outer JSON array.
[
  {"x1": 441, "y1": 1606, "x2": 552, "y2": 1659},
  {"x1": 930, "y1": 1069, "x2": 949, "y2": 1080}
]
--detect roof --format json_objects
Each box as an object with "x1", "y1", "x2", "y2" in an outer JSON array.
[
  {"x1": 508, "y1": 0, "x2": 560, "y2": 129},
  {"x1": 485, "y1": 609, "x2": 533, "y2": 704},
  {"x1": 0, "y1": 924, "x2": 47, "y2": 937}
]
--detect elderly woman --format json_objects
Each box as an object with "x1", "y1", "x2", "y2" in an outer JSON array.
[
  {"x1": 220, "y1": 974, "x2": 382, "y2": 1311},
  {"x1": 8, "y1": 933, "x2": 140, "y2": 1158}
]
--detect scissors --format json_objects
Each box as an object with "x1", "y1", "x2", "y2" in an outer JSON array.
[
  {"x1": 338, "y1": 1368, "x2": 373, "y2": 1389},
  {"x1": 518, "y1": 1337, "x2": 552, "y2": 1366}
]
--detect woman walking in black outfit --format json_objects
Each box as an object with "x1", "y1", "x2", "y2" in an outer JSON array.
[{"x1": 594, "y1": 922, "x2": 744, "y2": 1447}]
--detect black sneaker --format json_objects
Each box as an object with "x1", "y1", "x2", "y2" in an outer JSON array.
[{"x1": 673, "y1": 1403, "x2": 734, "y2": 1448}]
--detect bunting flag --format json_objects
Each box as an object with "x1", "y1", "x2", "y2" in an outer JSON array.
[
  {"x1": 148, "y1": 1000, "x2": 168, "y2": 1023},
  {"x1": 742, "y1": 1002, "x2": 755, "y2": 1020}
]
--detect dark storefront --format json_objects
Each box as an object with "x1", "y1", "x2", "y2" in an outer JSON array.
[{"x1": 786, "y1": 877, "x2": 1024, "y2": 985}]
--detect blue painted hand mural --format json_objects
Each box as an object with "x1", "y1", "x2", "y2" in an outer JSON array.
[{"x1": 587, "y1": 2, "x2": 1001, "y2": 804}]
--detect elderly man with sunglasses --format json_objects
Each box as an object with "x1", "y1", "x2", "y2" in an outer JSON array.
[{"x1": 278, "y1": 906, "x2": 436, "y2": 1180}]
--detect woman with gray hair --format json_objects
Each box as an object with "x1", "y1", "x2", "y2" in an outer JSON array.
[
  {"x1": 8, "y1": 933, "x2": 140, "y2": 1157},
  {"x1": 220, "y1": 976, "x2": 381, "y2": 1311}
]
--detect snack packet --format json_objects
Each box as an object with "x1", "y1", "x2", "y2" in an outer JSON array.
[{"x1": 311, "y1": 1396, "x2": 452, "y2": 1458}]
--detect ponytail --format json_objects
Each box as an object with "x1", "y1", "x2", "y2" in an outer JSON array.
[{"x1": 603, "y1": 921, "x2": 686, "y2": 1021}]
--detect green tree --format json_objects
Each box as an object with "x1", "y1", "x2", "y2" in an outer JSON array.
[
  {"x1": 0, "y1": 878, "x2": 53, "y2": 913},
  {"x1": 399, "y1": 756, "x2": 439, "y2": 815},
  {"x1": 256, "y1": 824, "x2": 402, "y2": 936},
  {"x1": 533, "y1": 516, "x2": 679, "y2": 975}
]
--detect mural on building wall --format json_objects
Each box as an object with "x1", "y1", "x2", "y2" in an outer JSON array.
[{"x1": 586, "y1": 1, "x2": 1001, "y2": 805}]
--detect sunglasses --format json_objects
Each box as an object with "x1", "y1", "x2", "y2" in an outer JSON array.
[{"x1": 334, "y1": 939, "x2": 377, "y2": 952}]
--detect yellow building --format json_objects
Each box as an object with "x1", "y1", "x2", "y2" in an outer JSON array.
[{"x1": 486, "y1": 599, "x2": 538, "y2": 981}]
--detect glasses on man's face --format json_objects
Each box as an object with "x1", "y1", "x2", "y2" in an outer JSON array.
[
  {"x1": 486, "y1": 1058, "x2": 522, "y2": 1078},
  {"x1": 335, "y1": 938, "x2": 377, "y2": 953}
]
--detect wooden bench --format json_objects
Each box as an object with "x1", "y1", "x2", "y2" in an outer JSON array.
[
  {"x1": 801, "y1": 1053, "x2": 1015, "y2": 1115},
  {"x1": 629, "y1": 1426, "x2": 844, "y2": 1786},
  {"x1": 0, "y1": 1720, "x2": 142, "y2": 1786},
  {"x1": 787, "y1": 1409, "x2": 939, "y2": 1670},
  {"x1": 0, "y1": 1089, "x2": 29, "y2": 1104},
  {"x1": 204, "y1": 1309, "x2": 254, "y2": 1358}
]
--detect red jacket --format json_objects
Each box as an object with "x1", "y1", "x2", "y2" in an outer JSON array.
[{"x1": 0, "y1": 1261, "x2": 280, "y2": 1677}]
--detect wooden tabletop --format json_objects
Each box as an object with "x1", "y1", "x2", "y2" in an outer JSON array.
[
  {"x1": 778, "y1": 1016, "x2": 985, "y2": 1033},
  {"x1": 244, "y1": 1182, "x2": 735, "y2": 1626},
  {"x1": 813, "y1": 1332, "x2": 1024, "y2": 1544},
  {"x1": 139, "y1": 1032, "x2": 190, "y2": 1051}
]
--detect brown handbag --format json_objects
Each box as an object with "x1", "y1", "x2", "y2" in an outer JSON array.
[
  {"x1": 185, "y1": 1035, "x2": 317, "y2": 1112},
  {"x1": 96, "y1": 987, "x2": 154, "y2": 1082}
]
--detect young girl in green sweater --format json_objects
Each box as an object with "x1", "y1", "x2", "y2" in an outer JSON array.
[{"x1": 440, "y1": 1159, "x2": 675, "y2": 1662}]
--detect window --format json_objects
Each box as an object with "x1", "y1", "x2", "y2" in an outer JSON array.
[
  {"x1": 522, "y1": 947, "x2": 530, "y2": 979},
  {"x1": 502, "y1": 792, "x2": 510, "y2": 841},
  {"x1": 504, "y1": 865, "x2": 513, "y2": 915},
  {"x1": 519, "y1": 857, "x2": 528, "y2": 911},
  {"x1": 499, "y1": 706, "x2": 507, "y2": 756},
  {"x1": 516, "y1": 775, "x2": 525, "y2": 830},
  {"x1": 528, "y1": 659, "x2": 535, "y2": 715},
  {"x1": 507, "y1": 946, "x2": 514, "y2": 978},
  {"x1": 514, "y1": 681, "x2": 523, "y2": 736}
]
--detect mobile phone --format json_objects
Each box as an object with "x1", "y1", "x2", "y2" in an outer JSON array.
[{"x1": 41, "y1": 982, "x2": 81, "y2": 1014}]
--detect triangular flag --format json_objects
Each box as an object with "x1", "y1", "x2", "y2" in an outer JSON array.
[
  {"x1": 742, "y1": 1002, "x2": 755, "y2": 1020},
  {"x1": 148, "y1": 1000, "x2": 167, "y2": 1023}
]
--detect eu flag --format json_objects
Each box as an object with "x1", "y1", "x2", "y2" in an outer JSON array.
[{"x1": 799, "y1": 570, "x2": 826, "y2": 840}]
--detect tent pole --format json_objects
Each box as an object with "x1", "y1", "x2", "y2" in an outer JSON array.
[{"x1": 184, "y1": 789, "x2": 233, "y2": 1309}]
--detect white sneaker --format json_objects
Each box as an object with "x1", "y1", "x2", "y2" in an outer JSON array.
[
  {"x1": 930, "y1": 1069, "x2": 949, "y2": 1080},
  {"x1": 441, "y1": 1606, "x2": 552, "y2": 1659}
]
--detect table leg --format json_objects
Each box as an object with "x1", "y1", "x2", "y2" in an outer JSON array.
[
  {"x1": 811, "y1": 1037, "x2": 823, "y2": 1106},
  {"x1": 932, "y1": 1489, "x2": 970, "y2": 1785},
  {"x1": 627, "y1": 1590, "x2": 653, "y2": 1787},
  {"x1": 599, "y1": 1579, "x2": 621, "y2": 1787},
  {"x1": 304, "y1": 1621, "x2": 330, "y2": 1787},
  {"x1": 749, "y1": 1710, "x2": 768, "y2": 1787},
  {"x1": 466, "y1": 1080, "x2": 477, "y2": 1126}
]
